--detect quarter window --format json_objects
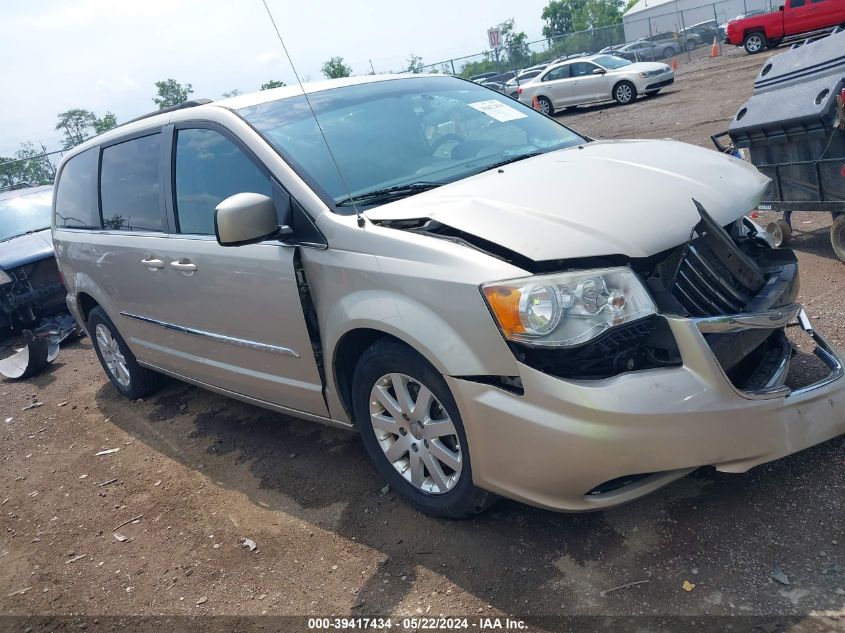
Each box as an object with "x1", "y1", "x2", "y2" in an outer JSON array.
[
  {"x1": 55, "y1": 148, "x2": 100, "y2": 229},
  {"x1": 174, "y1": 128, "x2": 272, "y2": 235},
  {"x1": 100, "y1": 134, "x2": 163, "y2": 232}
]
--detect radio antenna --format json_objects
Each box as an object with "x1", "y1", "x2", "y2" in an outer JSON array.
[{"x1": 259, "y1": 0, "x2": 365, "y2": 227}]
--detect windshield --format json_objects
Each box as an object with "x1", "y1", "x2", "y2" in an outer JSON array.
[
  {"x1": 238, "y1": 76, "x2": 585, "y2": 210},
  {"x1": 0, "y1": 188, "x2": 53, "y2": 242},
  {"x1": 593, "y1": 55, "x2": 633, "y2": 70}
]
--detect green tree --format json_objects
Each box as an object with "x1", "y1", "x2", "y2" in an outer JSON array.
[
  {"x1": 321, "y1": 57, "x2": 352, "y2": 79},
  {"x1": 501, "y1": 19, "x2": 531, "y2": 66},
  {"x1": 542, "y1": 0, "x2": 583, "y2": 37},
  {"x1": 407, "y1": 53, "x2": 424, "y2": 73},
  {"x1": 260, "y1": 79, "x2": 286, "y2": 90},
  {"x1": 542, "y1": 0, "x2": 623, "y2": 38},
  {"x1": 55, "y1": 109, "x2": 96, "y2": 149},
  {"x1": 0, "y1": 143, "x2": 55, "y2": 187},
  {"x1": 153, "y1": 78, "x2": 193, "y2": 109},
  {"x1": 93, "y1": 112, "x2": 118, "y2": 134},
  {"x1": 573, "y1": 0, "x2": 623, "y2": 30}
]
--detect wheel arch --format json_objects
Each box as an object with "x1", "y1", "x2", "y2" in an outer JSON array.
[{"x1": 332, "y1": 328, "x2": 410, "y2": 424}]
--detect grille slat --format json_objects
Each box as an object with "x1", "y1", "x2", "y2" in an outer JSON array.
[
  {"x1": 686, "y1": 245, "x2": 752, "y2": 306},
  {"x1": 677, "y1": 264, "x2": 743, "y2": 314},
  {"x1": 665, "y1": 226, "x2": 764, "y2": 318}
]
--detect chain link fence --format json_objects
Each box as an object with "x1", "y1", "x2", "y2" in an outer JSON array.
[{"x1": 420, "y1": 0, "x2": 777, "y2": 79}]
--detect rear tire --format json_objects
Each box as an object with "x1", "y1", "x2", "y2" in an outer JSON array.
[
  {"x1": 351, "y1": 339, "x2": 495, "y2": 518},
  {"x1": 88, "y1": 306, "x2": 166, "y2": 399},
  {"x1": 743, "y1": 31, "x2": 766, "y2": 54},
  {"x1": 685, "y1": 39, "x2": 698, "y2": 51},
  {"x1": 536, "y1": 96, "x2": 553, "y2": 116},
  {"x1": 614, "y1": 81, "x2": 637, "y2": 105},
  {"x1": 831, "y1": 214, "x2": 845, "y2": 263}
]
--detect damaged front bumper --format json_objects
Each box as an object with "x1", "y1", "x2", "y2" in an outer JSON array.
[{"x1": 448, "y1": 306, "x2": 845, "y2": 512}]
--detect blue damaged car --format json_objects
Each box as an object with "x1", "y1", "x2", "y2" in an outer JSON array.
[{"x1": 0, "y1": 185, "x2": 66, "y2": 328}]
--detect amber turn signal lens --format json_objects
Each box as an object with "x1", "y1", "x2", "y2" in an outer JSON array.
[{"x1": 483, "y1": 286, "x2": 524, "y2": 336}]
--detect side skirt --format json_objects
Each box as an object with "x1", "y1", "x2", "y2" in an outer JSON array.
[{"x1": 137, "y1": 359, "x2": 355, "y2": 431}]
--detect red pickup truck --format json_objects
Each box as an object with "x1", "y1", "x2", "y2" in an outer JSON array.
[{"x1": 726, "y1": 0, "x2": 845, "y2": 53}]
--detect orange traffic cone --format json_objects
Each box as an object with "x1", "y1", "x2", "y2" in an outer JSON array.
[
  {"x1": 710, "y1": 36, "x2": 719, "y2": 58},
  {"x1": 532, "y1": 95, "x2": 540, "y2": 111},
  {"x1": 671, "y1": 57, "x2": 678, "y2": 70}
]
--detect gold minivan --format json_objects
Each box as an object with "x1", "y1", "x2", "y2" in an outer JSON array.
[{"x1": 53, "y1": 75, "x2": 845, "y2": 517}]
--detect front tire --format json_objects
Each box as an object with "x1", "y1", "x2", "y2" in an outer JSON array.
[
  {"x1": 351, "y1": 339, "x2": 495, "y2": 518},
  {"x1": 88, "y1": 306, "x2": 166, "y2": 399},
  {"x1": 614, "y1": 81, "x2": 637, "y2": 105},
  {"x1": 743, "y1": 31, "x2": 766, "y2": 53},
  {"x1": 662, "y1": 46, "x2": 675, "y2": 58}
]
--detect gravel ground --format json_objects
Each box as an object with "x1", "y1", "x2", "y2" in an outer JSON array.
[{"x1": 1, "y1": 46, "x2": 843, "y2": 629}]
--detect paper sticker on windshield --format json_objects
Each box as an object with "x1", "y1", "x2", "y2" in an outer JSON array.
[{"x1": 468, "y1": 100, "x2": 528, "y2": 122}]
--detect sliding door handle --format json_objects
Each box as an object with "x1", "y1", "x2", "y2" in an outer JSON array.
[
  {"x1": 141, "y1": 257, "x2": 164, "y2": 270},
  {"x1": 170, "y1": 259, "x2": 197, "y2": 272}
]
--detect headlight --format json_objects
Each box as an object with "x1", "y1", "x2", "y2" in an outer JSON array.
[
  {"x1": 481, "y1": 267, "x2": 657, "y2": 347},
  {"x1": 0, "y1": 269, "x2": 12, "y2": 286},
  {"x1": 640, "y1": 69, "x2": 665, "y2": 78}
]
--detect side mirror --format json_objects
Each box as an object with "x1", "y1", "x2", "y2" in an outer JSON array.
[
  {"x1": 778, "y1": 4, "x2": 784, "y2": 9},
  {"x1": 214, "y1": 192, "x2": 283, "y2": 247},
  {"x1": 592, "y1": 68, "x2": 606, "y2": 75}
]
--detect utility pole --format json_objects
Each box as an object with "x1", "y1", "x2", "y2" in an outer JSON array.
[{"x1": 369, "y1": 59, "x2": 376, "y2": 75}]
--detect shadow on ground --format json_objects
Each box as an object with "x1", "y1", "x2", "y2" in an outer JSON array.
[{"x1": 94, "y1": 378, "x2": 845, "y2": 617}]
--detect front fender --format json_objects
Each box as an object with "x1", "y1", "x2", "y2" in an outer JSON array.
[{"x1": 320, "y1": 289, "x2": 520, "y2": 424}]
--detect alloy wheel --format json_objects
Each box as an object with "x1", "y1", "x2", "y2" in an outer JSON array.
[
  {"x1": 537, "y1": 98, "x2": 551, "y2": 115},
  {"x1": 746, "y1": 35, "x2": 763, "y2": 52},
  {"x1": 616, "y1": 84, "x2": 633, "y2": 103},
  {"x1": 95, "y1": 323, "x2": 130, "y2": 387},
  {"x1": 369, "y1": 373, "x2": 462, "y2": 494}
]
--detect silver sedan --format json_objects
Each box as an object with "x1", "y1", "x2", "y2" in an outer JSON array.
[{"x1": 517, "y1": 54, "x2": 674, "y2": 114}]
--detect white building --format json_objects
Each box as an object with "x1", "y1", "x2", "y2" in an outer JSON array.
[{"x1": 622, "y1": 0, "x2": 775, "y2": 42}]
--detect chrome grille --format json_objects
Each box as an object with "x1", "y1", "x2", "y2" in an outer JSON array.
[{"x1": 673, "y1": 243, "x2": 757, "y2": 316}]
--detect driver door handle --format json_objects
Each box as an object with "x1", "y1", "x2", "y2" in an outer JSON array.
[
  {"x1": 170, "y1": 259, "x2": 197, "y2": 272},
  {"x1": 141, "y1": 256, "x2": 164, "y2": 270}
]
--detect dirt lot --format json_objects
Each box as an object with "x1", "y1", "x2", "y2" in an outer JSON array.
[{"x1": 1, "y1": 47, "x2": 844, "y2": 629}]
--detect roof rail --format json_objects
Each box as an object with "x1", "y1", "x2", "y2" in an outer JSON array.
[{"x1": 122, "y1": 99, "x2": 213, "y2": 126}]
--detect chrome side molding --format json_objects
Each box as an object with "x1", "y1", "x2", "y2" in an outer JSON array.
[{"x1": 120, "y1": 312, "x2": 301, "y2": 358}]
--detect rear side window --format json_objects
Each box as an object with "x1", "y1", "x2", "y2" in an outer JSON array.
[
  {"x1": 174, "y1": 128, "x2": 271, "y2": 235},
  {"x1": 55, "y1": 148, "x2": 100, "y2": 229},
  {"x1": 543, "y1": 65, "x2": 570, "y2": 81},
  {"x1": 100, "y1": 134, "x2": 163, "y2": 232}
]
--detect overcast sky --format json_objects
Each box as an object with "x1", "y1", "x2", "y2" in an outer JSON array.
[{"x1": 1, "y1": 0, "x2": 550, "y2": 156}]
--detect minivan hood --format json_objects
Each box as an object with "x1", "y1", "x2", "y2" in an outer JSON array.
[{"x1": 365, "y1": 139, "x2": 769, "y2": 261}]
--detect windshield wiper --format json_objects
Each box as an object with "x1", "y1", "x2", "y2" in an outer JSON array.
[
  {"x1": 483, "y1": 151, "x2": 544, "y2": 171},
  {"x1": 336, "y1": 182, "x2": 443, "y2": 207}
]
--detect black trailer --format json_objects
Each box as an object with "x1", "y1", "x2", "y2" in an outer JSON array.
[{"x1": 711, "y1": 27, "x2": 845, "y2": 263}]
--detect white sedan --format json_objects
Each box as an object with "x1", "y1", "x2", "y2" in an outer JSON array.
[{"x1": 517, "y1": 54, "x2": 674, "y2": 114}]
